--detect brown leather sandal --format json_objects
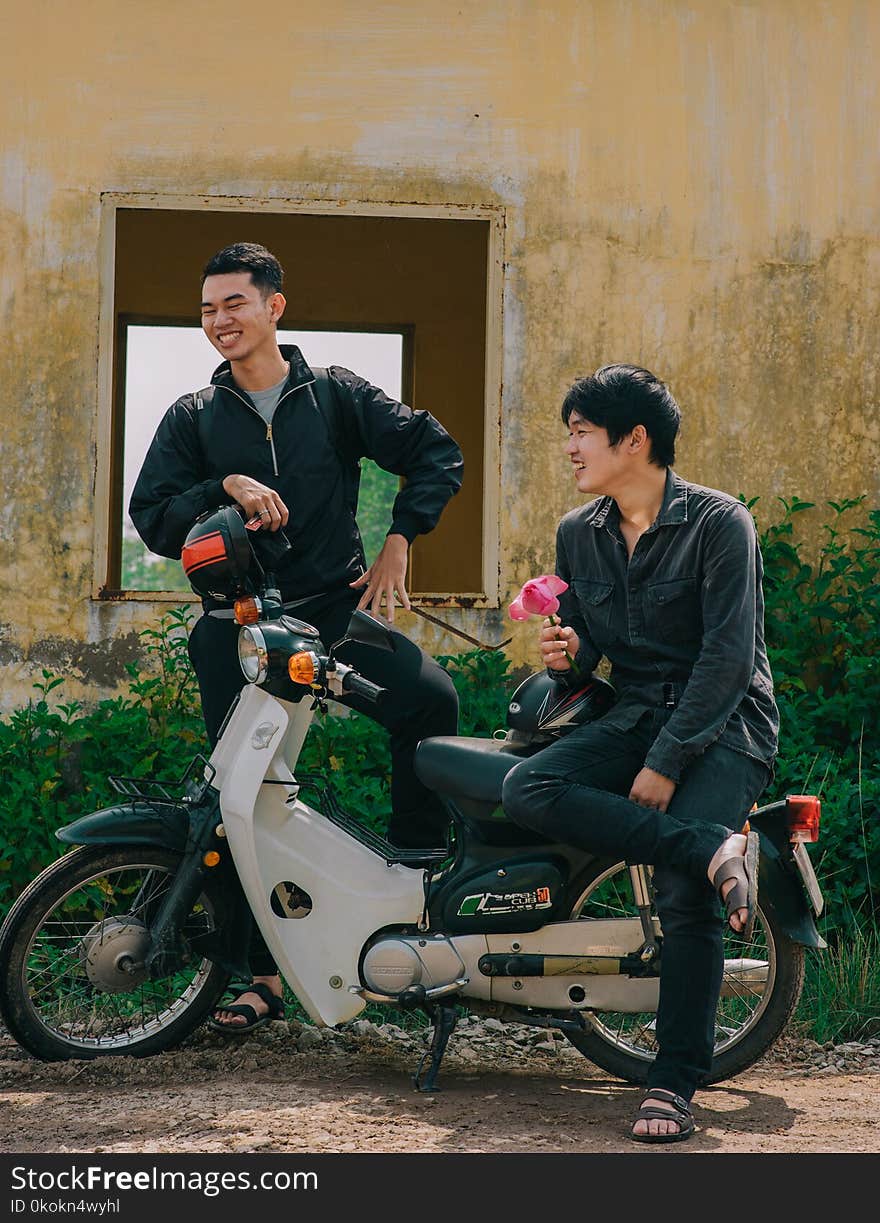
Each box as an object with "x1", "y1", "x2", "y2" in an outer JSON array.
[
  {"x1": 630, "y1": 1088, "x2": 696, "y2": 1144},
  {"x1": 712, "y1": 829, "x2": 760, "y2": 941}
]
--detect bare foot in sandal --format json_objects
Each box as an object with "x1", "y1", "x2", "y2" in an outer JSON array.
[
  {"x1": 631, "y1": 1088, "x2": 695, "y2": 1142},
  {"x1": 707, "y1": 831, "x2": 759, "y2": 936},
  {"x1": 210, "y1": 974, "x2": 284, "y2": 1031}
]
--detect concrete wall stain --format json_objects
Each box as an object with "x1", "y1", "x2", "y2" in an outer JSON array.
[{"x1": 2, "y1": 1, "x2": 879, "y2": 708}]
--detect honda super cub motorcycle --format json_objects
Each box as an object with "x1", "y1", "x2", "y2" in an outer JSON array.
[{"x1": 0, "y1": 508, "x2": 826, "y2": 1089}]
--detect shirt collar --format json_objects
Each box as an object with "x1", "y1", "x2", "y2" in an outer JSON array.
[
  {"x1": 211, "y1": 343, "x2": 315, "y2": 393},
  {"x1": 590, "y1": 469, "x2": 688, "y2": 533},
  {"x1": 654, "y1": 469, "x2": 688, "y2": 527}
]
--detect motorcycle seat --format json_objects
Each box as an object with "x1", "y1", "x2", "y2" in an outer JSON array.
[{"x1": 414, "y1": 735, "x2": 526, "y2": 804}]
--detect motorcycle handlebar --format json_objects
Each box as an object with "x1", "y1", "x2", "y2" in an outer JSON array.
[{"x1": 341, "y1": 671, "x2": 388, "y2": 705}]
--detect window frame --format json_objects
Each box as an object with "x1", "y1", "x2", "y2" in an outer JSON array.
[{"x1": 93, "y1": 193, "x2": 505, "y2": 607}]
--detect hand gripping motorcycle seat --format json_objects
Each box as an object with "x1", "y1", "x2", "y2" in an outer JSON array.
[{"x1": 414, "y1": 736, "x2": 525, "y2": 804}]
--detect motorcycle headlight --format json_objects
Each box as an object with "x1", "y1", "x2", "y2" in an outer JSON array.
[{"x1": 238, "y1": 626, "x2": 268, "y2": 684}]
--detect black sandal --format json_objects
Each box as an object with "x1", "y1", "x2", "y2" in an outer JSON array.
[
  {"x1": 207, "y1": 981, "x2": 286, "y2": 1033},
  {"x1": 712, "y1": 829, "x2": 760, "y2": 941},
  {"x1": 630, "y1": 1088, "x2": 696, "y2": 1144}
]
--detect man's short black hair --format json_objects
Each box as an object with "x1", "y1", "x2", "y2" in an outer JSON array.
[
  {"x1": 561, "y1": 363, "x2": 681, "y2": 468},
  {"x1": 201, "y1": 243, "x2": 284, "y2": 297}
]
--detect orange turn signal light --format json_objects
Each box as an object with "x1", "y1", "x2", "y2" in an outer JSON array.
[
  {"x1": 288, "y1": 651, "x2": 317, "y2": 686},
  {"x1": 234, "y1": 597, "x2": 261, "y2": 625},
  {"x1": 203, "y1": 851, "x2": 221, "y2": 867}
]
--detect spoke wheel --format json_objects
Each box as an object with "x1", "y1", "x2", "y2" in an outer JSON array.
[
  {"x1": 563, "y1": 859, "x2": 805, "y2": 1085},
  {"x1": 0, "y1": 846, "x2": 229, "y2": 1061}
]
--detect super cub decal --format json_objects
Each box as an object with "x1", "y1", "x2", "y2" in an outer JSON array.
[{"x1": 457, "y1": 885, "x2": 553, "y2": 917}]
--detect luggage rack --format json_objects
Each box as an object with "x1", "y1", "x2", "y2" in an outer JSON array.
[
  {"x1": 293, "y1": 771, "x2": 450, "y2": 867},
  {"x1": 109, "y1": 755, "x2": 217, "y2": 807}
]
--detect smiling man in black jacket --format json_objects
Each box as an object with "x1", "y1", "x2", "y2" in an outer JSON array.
[{"x1": 129, "y1": 242, "x2": 463, "y2": 1031}]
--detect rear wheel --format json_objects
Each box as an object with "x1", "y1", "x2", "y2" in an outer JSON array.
[
  {"x1": 563, "y1": 859, "x2": 805, "y2": 1085},
  {"x1": 0, "y1": 846, "x2": 229, "y2": 1061}
]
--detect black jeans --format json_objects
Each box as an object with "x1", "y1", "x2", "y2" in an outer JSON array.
[
  {"x1": 501, "y1": 711, "x2": 769, "y2": 1101},
  {"x1": 188, "y1": 594, "x2": 459, "y2": 978}
]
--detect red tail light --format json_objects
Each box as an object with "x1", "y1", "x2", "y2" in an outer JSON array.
[{"x1": 786, "y1": 795, "x2": 820, "y2": 842}]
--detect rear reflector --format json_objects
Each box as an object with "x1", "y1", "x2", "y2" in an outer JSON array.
[{"x1": 786, "y1": 795, "x2": 821, "y2": 842}]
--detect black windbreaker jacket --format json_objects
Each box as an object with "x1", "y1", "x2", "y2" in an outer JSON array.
[{"x1": 129, "y1": 345, "x2": 464, "y2": 603}]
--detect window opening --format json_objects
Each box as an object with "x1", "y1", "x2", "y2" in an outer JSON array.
[{"x1": 121, "y1": 325, "x2": 403, "y2": 592}]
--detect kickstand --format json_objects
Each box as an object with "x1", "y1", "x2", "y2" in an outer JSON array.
[{"x1": 412, "y1": 1003, "x2": 458, "y2": 1093}]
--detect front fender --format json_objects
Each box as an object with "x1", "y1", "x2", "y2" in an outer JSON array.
[
  {"x1": 752, "y1": 819, "x2": 825, "y2": 949},
  {"x1": 55, "y1": 802, "x2": 189, "y2": 851}
]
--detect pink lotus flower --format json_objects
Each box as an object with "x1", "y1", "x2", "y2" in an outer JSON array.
[
  {"x1": 509, "y1": 574, "x2": 569, "y2": 620},
  {"x1": 509, "y1": 574, "x2": 580, "y2": 674}
]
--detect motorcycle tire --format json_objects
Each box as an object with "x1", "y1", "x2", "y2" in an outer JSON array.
[
  {"x1": 0, "y1": 845, "x2": 230, "y2": 1061},
  {"x1": 563, "y1": 858, "x2": 805, "y2": 1086}
]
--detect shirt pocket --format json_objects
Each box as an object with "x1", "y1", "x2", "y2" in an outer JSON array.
[
  {"x1": 646, "y1": 576, "x2": 702, "y2": 643},
  {"x1": 572, "y1": 578, "x2": 615, "y2": 649}
]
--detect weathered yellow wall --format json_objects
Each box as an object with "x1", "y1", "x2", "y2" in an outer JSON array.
[{"x1": 2, "y1": 0, "x2": 879, "y2": 707}]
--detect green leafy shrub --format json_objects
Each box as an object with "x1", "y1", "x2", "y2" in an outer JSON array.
[
  {"x1": 0, "y1": 607, "x2": 204, "y2": 914},
  {"x1": 752, "y1": 496, "x2": 880, "y2": 934},
  {"x1": 298, "y1": 706, "x2": 392, "y2": 836},
  {"x1": 435, "y1": 646, "x2": 513, "y2": 738}
]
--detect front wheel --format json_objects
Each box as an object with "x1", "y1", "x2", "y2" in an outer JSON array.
[
  {"x1": 0, "y1": 846, "x2": 230, "y2": 1061},
  {"x1": 563, "y1": 859, "x2": 805, "y2": 1085}
]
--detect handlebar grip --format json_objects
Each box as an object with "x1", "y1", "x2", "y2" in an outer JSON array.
[{"x1": 342, "y1": 671, "x2": 388, "y2": 705}]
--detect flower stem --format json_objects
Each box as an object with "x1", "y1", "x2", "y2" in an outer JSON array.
[{"x1": 549, "y1": 614, "x2": 581, "y2": 676}]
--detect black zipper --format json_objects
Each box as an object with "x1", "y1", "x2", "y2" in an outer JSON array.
[{"x1": 219, "y1": 377, "x2": 315, "y2": 477}]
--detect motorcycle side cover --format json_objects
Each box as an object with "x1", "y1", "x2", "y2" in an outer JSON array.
[{"x1": 432, "y1": 858, "x2": 567, "y2": 934}]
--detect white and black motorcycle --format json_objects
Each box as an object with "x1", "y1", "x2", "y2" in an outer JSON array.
[{"x1": 0, "y1": 508, "x2": 825, "y2": 1090}]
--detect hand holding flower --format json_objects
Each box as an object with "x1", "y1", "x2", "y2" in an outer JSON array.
[
  {"x1": 539, "y1": 618, "x2": 581, "y2": 673},
  {"x1": 509, "y1": 574, "x2": 581, "y2": 675}
]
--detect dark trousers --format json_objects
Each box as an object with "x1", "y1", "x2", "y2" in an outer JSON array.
[
  {"x1": 188, "y1": 594, "x2": 459, "y2": 978},
  {"x1": 501, "y1": 710, "x2": 769, "y2": 1101}
]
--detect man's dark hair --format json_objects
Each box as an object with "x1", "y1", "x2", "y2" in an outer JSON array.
[
  {"x1": 561, "y1": 363, "x2": 681, "y2": 468},
  {"x1": 201, "y1": 243, "x2": 284, "y2": 297}
]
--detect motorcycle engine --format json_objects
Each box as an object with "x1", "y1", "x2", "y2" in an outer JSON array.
[{"x1": 361, "y1": 934, "x2": 465, "y2": 996}]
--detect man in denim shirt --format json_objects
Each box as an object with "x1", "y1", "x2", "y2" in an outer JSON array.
[{"x1": 503, "y1": 364, "x2": 779, "y2": 1143}]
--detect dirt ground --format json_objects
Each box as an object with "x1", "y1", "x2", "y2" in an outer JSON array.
[{"x1": 2, "y1": 1025, "x2": 878, "y2": 1155}]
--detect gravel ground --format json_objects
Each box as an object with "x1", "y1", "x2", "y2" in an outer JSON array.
[{"x1": 2, "y1": 1016, "x2": 878, "y2": 1154}]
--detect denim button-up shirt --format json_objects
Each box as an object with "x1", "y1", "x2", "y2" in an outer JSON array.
[{"x1": 554, "y1": 470, "x2": 779, "y2": 782}]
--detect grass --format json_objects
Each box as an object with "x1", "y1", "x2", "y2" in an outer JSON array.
[{"x1": 795, "y1": 919, "x2": 880, "y2": 1044}]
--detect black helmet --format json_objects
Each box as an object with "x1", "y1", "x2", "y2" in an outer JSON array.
[
  {"x1": 181, "y1": 505, "x2": 253, "y2": 599},
  {"x1": 506, "y1": 671, "x2": 616, "y2": 737}
]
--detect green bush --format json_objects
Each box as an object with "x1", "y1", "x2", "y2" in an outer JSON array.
[
  {"x1": 751, "y1": 496, "x2": 879, "y2": 935},
  {"x1": 0, "y1": 607, "x2": 204, "y2": 914}
]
